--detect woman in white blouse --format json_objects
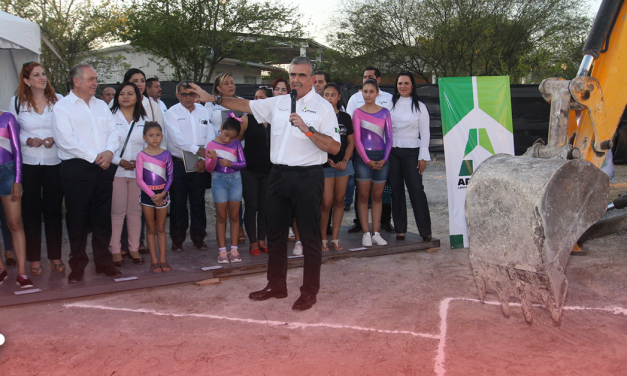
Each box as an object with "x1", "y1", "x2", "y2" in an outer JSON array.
[
  {"x1": 388, "y1": 72, "x2": 432, "y2": 242},
  {"x1": 9, "y1": 62, "x2": 65, "y2": 275},
  {"x1": 109, "y1": 82, "x2": 148, "y2": 266}
]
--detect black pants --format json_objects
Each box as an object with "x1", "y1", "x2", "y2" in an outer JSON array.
[
  {"x1": 266, "y1": 165, "x2": 324, "y2": 295},
  {"x1": 388, "y1": 148, "x2": 431, "y2": 236},
  {"x1": 22, "y1": 164, "x2": 64, "y2": 262},
  {"x1": 242, "y1": 169, "x2": 269, "y2": 244},
  {"x1": 60, "y1": 159, "x2": 115, "y2": 271},
  {"x1": 169, "y1": 159, "x2": 207, "y2": 245}
]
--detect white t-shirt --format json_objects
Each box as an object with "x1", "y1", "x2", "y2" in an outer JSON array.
[
  {"x1": 111, "y1": 111, "x2": 148, "y2": 178},
  {"x1": 9, "y1": 94, "x2": 63, "y2": 166},
  {"x1": 389, "y1": 97, "x2": 431, "y2": 161},
  {"x1": 346, "y1": 90, "x2": 393, "y2": 117},
  {"x1": 164, "y1": 103, "x2": 212, "y2": 159},
  {"x1": 249, "y1": 89, "x2": 340, "y2": 166}
]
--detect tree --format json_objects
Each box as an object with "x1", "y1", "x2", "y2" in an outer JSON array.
[
  {"x1": 328, "y1": 0, "x2": 591, "y2": 83},
  {"x1": 120, "y1": 0, "x2": 304, "y2": 83},
  {"x1": 2, "y1": 0, "x2": 128, "y2": 94}
]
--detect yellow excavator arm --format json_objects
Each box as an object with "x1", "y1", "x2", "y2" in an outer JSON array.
[{"x1": 465, "y1": 0, "x2": 627, "y2": 324}]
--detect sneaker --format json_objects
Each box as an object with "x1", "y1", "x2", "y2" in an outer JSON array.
[
  {"x1": 0, "y1": 269, "x2": 7, "y2": 284},
  {"x1": 16, "y1": 274, "x2": 34, "y2": 289},
  {"x1": 362, "y1": 232, "x2": 372, "y2": 247},
  {"x1": 372, "y1": 232, "x2": 388, "y2": 246},
  {"x1": 288, "y1": 228, "x2": 296, "y2": 241},
  {"x1": 292, "y1": 241, "x2": 303, "y2": 256}
]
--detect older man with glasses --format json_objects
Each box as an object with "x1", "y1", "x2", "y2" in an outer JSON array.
[{"x1": 164, "y1": 80, "x2": 212, "y2": 251}]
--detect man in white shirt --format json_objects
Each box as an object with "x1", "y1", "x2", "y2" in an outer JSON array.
[
  {"x1": 345, "y1": 67, "x2": 393, "y2": 117},
  {"x1": 313, "y1": 70, "x2": 330, "y2": 95},
  {"x1": 100, "y1": 87, "x2": 115, "y2": 105},
  {"x1": 145, "y1": 78, "x2": 168, "y2": 115},
  {"x1": 164, "y1": 80, "x2": 211, "y2": 251},
  {"x1": 52, "y1": 63, "x2": 121, "y2": 283},
  {"x1": 189, "y1": 57, "x2": 341, "y2": 311},
  {"x1": 346, "y1": 67, "x2": 396, "y2": 234}
]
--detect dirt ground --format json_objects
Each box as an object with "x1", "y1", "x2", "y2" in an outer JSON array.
[{"x1": 1, "y1": 161, "x2": 626, "y2": 376}]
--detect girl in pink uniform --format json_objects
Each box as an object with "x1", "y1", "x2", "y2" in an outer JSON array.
[
  {"x1": 205, "y1": 114, "x2": 246, "y2": 264},
  {"x1": 136, "y1": 122, "x2": 173, "y2": 273}
]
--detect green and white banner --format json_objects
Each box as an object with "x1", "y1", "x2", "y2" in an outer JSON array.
[{"x1": 439, "y1": 77, "x2": 514, "y2": 249}]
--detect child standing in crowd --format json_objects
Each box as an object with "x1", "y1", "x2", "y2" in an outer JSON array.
[
  {"x1": 320, "y1": 83, "x2": 354, "y2": 251},
  {"x1": 135, "y1": 122, "x2": 173, "y2": 273},
  {"x1": 352, "y1": 79, "x2": 393, "y2": 247},
  {"x1": 0, "y1": 112, "x2": 31, "y2": 288},
  {"x1": 205, "y1": 114, "x2": 246, "y2": 264}
]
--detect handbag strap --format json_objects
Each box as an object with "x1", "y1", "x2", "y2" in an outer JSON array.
[{"x1": 119, "y1": 120, "x2": 136, "y2": 158}]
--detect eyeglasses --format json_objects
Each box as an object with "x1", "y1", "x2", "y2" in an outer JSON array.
[{"x1": 178, "y1": 92, "x2": 198, "y2": 98}]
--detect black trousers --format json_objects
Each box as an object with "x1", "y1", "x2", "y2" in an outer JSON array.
[
  {"x1": 241, "y1": 169, "x2": 269, "y2": 244},
  {"x1": 60, "y1": 159, "x2": 116, "y2": 271},
  {"x1": 388, "y1": 148, "x2": 432, "y2": 236},
  {"x1": 22, "y1": 164, "x2": 64, "y2": 262},
  {"x1": 169, "y1": 159, "x2": 207, "y2": 245},
  {"x1": 266, "y1": 165, "x2": 324, "y2": 295}
]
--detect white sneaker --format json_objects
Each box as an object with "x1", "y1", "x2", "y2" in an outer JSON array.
[
  {"x1": 372, "y1": 232, "x2": 387, "y2": 246},
  {"x1": 292, "y1": 241, "x2": 303, "y2": 256},
  {"x1": 289, "y1": 228, "x2": 296, "y2": 241},
  {"x1": 362, "y1": 232, "x2": 372, "y2": 247}
]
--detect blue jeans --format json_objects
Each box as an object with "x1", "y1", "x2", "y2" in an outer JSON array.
[
  {"x1": 354, "y1": 150, "x2": 389, "y2": 183},
  {"x1": 212, "y1": 171, "x2": 243, "y2": 203}
]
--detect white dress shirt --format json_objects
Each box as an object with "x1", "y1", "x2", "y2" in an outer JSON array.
[
  {"x1": 204, "y1": 102, "x2": 225, "y2": 138},
  {"x1": 52, "y1": 91, "x2": 120, "y2": 163},
  {"x1": 111, "y1": 111, "x2": 147, "y2": 178},
  {"x1": 346, "y1": 90, "x2": 393, "y2": 117},
  {"x1": 158, "y1": 99, "x2": 167, "y2": 115},
  {"x1": 9, "y1": 94, "x2": 63, "y2": 166},
  {"x1": 165, "y1": 103, "x2": 212, "y2": 159},
  {"x1": 249, "y1": 88, "x2": 340, "y2": 166},
  {"x1": 390, "y1": 98, "x2": 431, "y2": 161}
]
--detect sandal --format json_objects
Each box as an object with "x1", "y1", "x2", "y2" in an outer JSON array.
[
  {"x1": 229, "y1": 250, "x2": 242, "y2": 263},
  {"x1": 50, "y1": 260, "x2": 66, "y2": 273},
  {"x1": 218, "y1": 251, "x2": 229, "y2": 264},
  {"x1": 330, "y1": 239, "x2": 344, "y2": 251},
  {"x1": 322, "y1": 239, "x2": 329, "y2": 251},
  {"x1": 238, "y1": 229, "x2": 247, "y2": 243},
  {"x1": 30, "y1": 265, "x2": 43, "y2": 276},
  {"x1": 160, "y1": 262, "x2": 171, "y2": 272},
  {"x1": 151, "y1": 263, "x2": 162, "y2": 273}
]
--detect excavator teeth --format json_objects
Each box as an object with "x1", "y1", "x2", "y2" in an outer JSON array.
[{"x1": 466, "y1": 154, "x2": 608, "y2": 323}]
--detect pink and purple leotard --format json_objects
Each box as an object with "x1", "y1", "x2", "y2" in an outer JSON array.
[
  {"x1": 0, "y1": 112, "x2": 23, "y2": 184},
  {"x1": 205, "y1": 139, "x2": 246, "y2": 173},
  {"x1": 352, "y1": 108, "x2": 393, "y2": 163},
  {"x1": 136, "y1": 150, "x2": 173, "y2": 198}
]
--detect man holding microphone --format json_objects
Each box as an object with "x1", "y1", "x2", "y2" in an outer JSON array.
[{"x1": 190, "y1": 57, "x2": 340, "y2": 310}]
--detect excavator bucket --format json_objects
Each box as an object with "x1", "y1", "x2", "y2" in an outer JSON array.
[{"x1": 466, "y1": 154, "x2": 609, "y2": 323}]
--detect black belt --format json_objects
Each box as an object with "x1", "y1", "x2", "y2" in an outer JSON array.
[{"x1": 273, "y1": 164, "x2": 323, "y2": 171}]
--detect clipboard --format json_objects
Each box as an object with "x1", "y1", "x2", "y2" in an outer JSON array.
[{"x1": 183, "y1": 145, "x2": 205, "y2": 173}]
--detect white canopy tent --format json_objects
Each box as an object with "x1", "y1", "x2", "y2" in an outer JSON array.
[{"x1": 0, "y1": 11, "x2": 41, "y2": 112}]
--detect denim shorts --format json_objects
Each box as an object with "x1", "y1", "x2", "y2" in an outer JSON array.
[
  {"x1": 354, "y1": 150, "x2": 389, "y2": 183},
  {"x1": 212, "y1": 171, "x2": 243, "y2": 203},
  {"x1": 324, "y1": 159, "x2": 355, "y2": 179},
  {"x1": 0, "y1": 161, "x2": 16, "y2": 196}
]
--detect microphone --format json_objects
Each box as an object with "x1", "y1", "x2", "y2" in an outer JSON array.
[{"x1": 290, "y1": 89, "x2": 297, "y2": 126}]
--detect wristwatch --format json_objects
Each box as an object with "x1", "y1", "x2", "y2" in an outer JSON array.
[
  {"x1": 214, "y1": 94, "x2": 222, "y2": 105},
  {"x1": 305, "y1": 126, "x2": 316, "y2": 138}
]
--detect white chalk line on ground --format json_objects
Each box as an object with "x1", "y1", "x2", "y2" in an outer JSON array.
[
  {"x1": 64, "y1": 302, "x2": 439, "y2": 339},
  {"x1": 65, "y1": 299, "x2": 627, "y2": 376}
]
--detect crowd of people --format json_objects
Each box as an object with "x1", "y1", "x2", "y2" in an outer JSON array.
[{"x1": 0, "y1": 57, "x2": 432, "y2": 311}]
